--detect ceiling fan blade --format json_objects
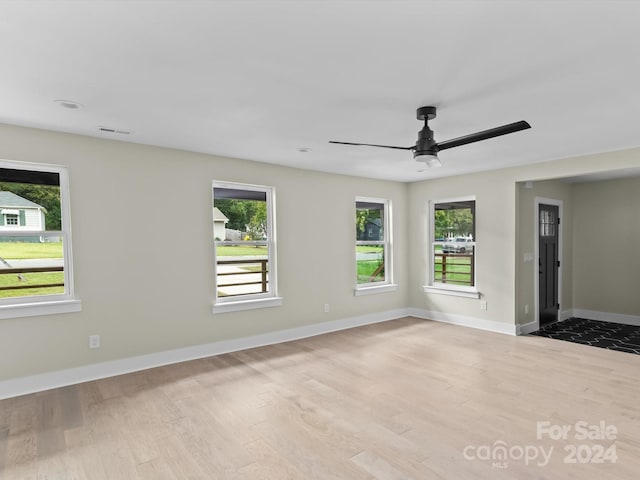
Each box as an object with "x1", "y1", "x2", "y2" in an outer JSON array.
[
  {"x1": 329, "y1": 141, "x2": 413, "y2": 151},
  {"x1": 436, "y1": 120, "x2": 531, "y2": 152}
]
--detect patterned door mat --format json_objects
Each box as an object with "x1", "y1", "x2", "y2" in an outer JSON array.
[{"x1": 529, "y1": 317, "x2": 640, "y2": 355}]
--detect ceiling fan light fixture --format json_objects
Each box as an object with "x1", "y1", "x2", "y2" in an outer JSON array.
[{"x1": 414, "y1": 153, "x2": 442, "y2": 168}]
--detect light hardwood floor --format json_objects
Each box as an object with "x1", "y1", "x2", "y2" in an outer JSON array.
[{"x1": 1, "y1": 317, "x2": 639, "y2": 479}]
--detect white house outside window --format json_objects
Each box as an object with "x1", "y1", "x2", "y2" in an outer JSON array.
[
  {"x1": 212, "y1": 181, "x2": 281, "y2": 313},
  {"x1": 0, "y1": 159, "x2": 80, "y2": 319}
]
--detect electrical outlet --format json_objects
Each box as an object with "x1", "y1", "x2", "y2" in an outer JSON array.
[
  {"x1": 480, "y1": 300, "x2": 487, "y2": 311},
  {"x1": 89, "y1": 334, "x2": 101, "y2": 349},
  {"x1": 323, "y1": 303, "x2": 330, "y2": 313},
  {"x1": 525, "y1": 304, "x2": 529, "y2": 315}
]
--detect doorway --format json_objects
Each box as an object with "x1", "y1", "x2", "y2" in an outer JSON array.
[{"x1": 538, "y1": 203, "x2": 559, "y2": 326}]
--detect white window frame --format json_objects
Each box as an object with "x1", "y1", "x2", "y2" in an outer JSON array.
[
  {"x1": 212, "y1": 181, "x2": 282, "y2": 313},
  {"x1": 354, "y1": 197, "x2": 397, "y2": 296},
  {"x1": 4, "y1": 214, "x2": 18, "y2": 226},
  {"x1": 0, "y1": 159, "x2": 81, "y2": 319},
  {"x1": 424, "y1": 196, "x2": 479, "y2": 299}
]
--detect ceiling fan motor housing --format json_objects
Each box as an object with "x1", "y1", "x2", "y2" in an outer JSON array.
[
  {"x1": 414, "y1": 106, "x2": 438, "y2": 159},
  {"x1": 414, "y1": 129, "x2": 438, "y2": 159}
]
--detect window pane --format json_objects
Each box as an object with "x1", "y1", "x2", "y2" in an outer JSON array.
[
  {"x1": 213, "y1": 184, "x2": 272, "y2": 300},
  {"x1": 433, "y1": 199, "x2": 475, "y2": 288},
  {"x1": 214, "y1": 188, "x2": 267, "y2": 241},
  {"x1": 356, "y1": 244, "x2": 385, "y2": 284},
  {"x1": 0, "y1": 236, "x2": 65, "y2": 299},
  {"x1": 433, "y1": 244, "x2": 475, "y2": 286},
  {"x1": 434, "y1": 200, "x2": 475, "y2": 241},
  {"x1": 0, "y1": 178, "x2": 61, "y2": 231},
  {"x1": 216, "y1": 253, "x2": 269, "y2": 298},
  {"x1": 540, "y1": 210, "x2": 555, "y2": 237},
  {"x1": 356, "y1": 201, "x2": 384, "y2": 241},
  {"x1": 0, "y1": 170, "x2": 65, "y2": 300}
]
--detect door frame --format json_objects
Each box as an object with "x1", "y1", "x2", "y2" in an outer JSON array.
[{"x1": 533, "y1": 197, "x2": 563, "y2": 330}]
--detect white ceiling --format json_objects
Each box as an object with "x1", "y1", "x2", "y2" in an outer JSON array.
[{"x1": 1, "y1": 1, "x2": 640, "y2": 182}]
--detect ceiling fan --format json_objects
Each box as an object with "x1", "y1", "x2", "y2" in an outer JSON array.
[{"x1": 329, "y1": 106, "x2": 531, "y2": 168}]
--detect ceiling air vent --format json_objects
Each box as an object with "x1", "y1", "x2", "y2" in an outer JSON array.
[{"x1": 98, "y1": 126, "x2": 131, "y2": 135}]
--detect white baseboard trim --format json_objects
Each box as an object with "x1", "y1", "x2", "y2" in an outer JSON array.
[
  {"x1": 0, "y1": 308, "x2": 408, "y2": 400},
  {"x1": 516, "y1": 321, "x2": 539, "y2": 335},
  {"x1": 518, "y1": 310, "x2": 573, "y2": 335},
  {"x1": 12, "y1": 306, "x2": 635, "y2": 401},
  {"x1": 571, "y1": 309, "x2": 640, "y2": 327},
  {"x1": 560, "y1": 309, "x2": 573, "y2": 321},
  {"x1": 407, "y1": 308, "x2": 517, "y2": 336}
]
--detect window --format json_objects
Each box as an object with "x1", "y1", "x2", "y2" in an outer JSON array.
[
  {"x1": 212, "y1": 181, "x2": 280, "y2": 312},
  {"x1": 427, "y1": 198, "x2": 478, "y2": 297},
  {"x1": 540, "y1": 209, "x2": 556, "y2": 237},
  {"x1": 0, "y1": 160, "x2": 80, "y2": 318},
  {"x1": 355, "y1": 197, "x2": 395, "y2": 294}
]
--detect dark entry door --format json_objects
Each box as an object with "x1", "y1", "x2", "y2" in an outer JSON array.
[{"x1": 539, "y1": 204, "x2": 559, "y2": 326}]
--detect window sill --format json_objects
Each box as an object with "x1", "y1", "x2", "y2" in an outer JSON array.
[
  {"x1": 213, "y1": 296, "x2": 283, "y2": 314},
  {"x1": 423, "y1": 285, "x2": 480, "y2": 299},
  {"x1": 354, "y1": 284, "x2": 398, "y2": 296},
  {"x1": 0, "y1": 299, "x2": 82, "y2": 320}
]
